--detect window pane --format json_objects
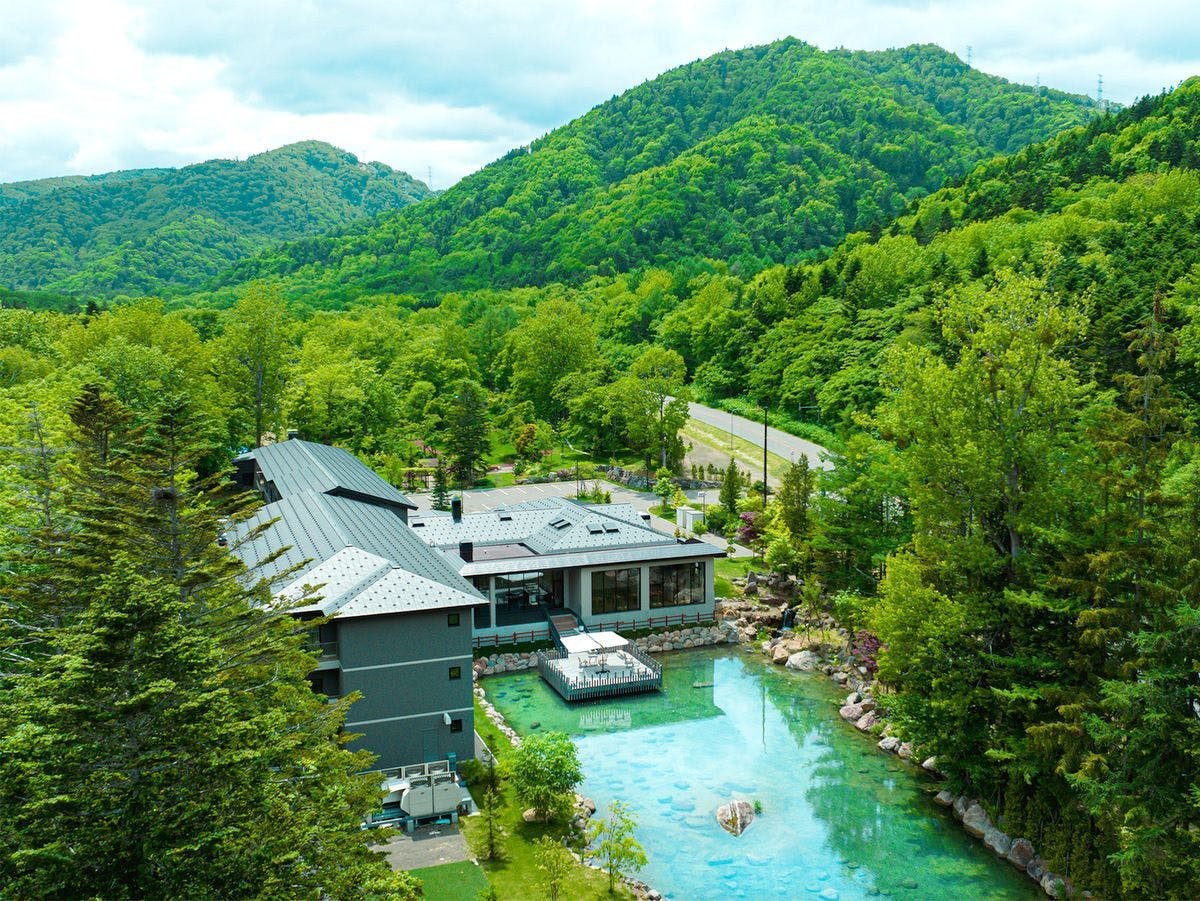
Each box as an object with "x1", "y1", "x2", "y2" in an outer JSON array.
[{"x1": 649, "y1": 562, "x2": 705, "y2": 608}]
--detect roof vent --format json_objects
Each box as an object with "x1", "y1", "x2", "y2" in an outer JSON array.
[
  {"x1": 586, "y1": 524, "x2": 604, "y2": 535},
  {"x1": 411, "y1": 520, "x2": 425, "y2": 528},
  {"x1": 603, "y1": 525, "x2": 619, "y2": 533},
  {"x1": 549, "y1": 518, "x2": 570, "y2": 530},
  {"x1": 498, "y1": 513, "x2": 513, "y2": 522}
]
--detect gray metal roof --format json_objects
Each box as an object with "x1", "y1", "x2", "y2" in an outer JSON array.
[
  {"x1": 459, "y1": 539, "x2": 722, "y2": 577},
  {"x1": 230, "y1": 490, "x2": 484, "y2": 618},
  {"x1": 244, "y1": 439, "x2": 416, "y2": 510},
  {"x1": 281, "y1": 547, "x2": 484, "y2": 618},
  {"x1": 411, "y1": 497, "x2": 677, "y2": 558}
]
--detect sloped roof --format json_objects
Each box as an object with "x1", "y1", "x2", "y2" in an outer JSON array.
[
  {"x1": 411, "y1": 496, "x2": 721, "y2": 565},
  {"x1": 239, "y1": 439, "x2": 416, "y2": 510},
  {"x1": 281, "y1": 546, "x2": 484, "y2": 619},
  {"x1": 231, "y1": 490, "x2": 483, "y2": 618}
]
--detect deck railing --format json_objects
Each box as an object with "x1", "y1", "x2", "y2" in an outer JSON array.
[
  {"x1": 473, "y1": 627, "x2": 551, "y2": 648},
  {"x1": 589, "y1": 611, "x2": 715, "y2": 633},
  {"x1": 536, "y1": 645, "x2": 663, "y2": 702}
]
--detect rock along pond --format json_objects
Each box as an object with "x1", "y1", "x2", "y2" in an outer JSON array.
[{"x1": 485, "y1": 647, "x2": 1038, "y2": 900}]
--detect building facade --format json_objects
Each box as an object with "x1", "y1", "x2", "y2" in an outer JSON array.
[
  {"x1": 231, "y1": 440, "x2": 485, "y2": 770},
  {"x1": 410, "y1": 497, "x2": 723, "y2": 643}
]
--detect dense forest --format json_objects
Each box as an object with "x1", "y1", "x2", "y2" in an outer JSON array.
[
  {"x1": 4, "y1": 35, "x2": 1200, "y2": 899},
  {"x1": 212, "y1": 41, "x2": 1096, "y2": 300},
  {"x1": 0, "y1": 141, "x2": 432, "y2": 297}
]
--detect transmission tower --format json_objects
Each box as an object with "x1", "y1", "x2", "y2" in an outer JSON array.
[
  {"x1": 966, "y1": 45, "x2": 973, "y2": 67},
  {"x1": 1097, "y1": 75, "x2": 1104, "y2": 110}
]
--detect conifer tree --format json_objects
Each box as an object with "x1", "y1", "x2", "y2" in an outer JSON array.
[{"x1": 0, "y1": 386, "x2": 419, "y2": 899}]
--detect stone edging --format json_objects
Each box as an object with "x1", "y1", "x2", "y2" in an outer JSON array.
[
  {"x1": 739, "y1": 610, "x2": 1079, "y2": 899},
  {"x1": 473, "y1": 684, "x2": 665, "y2": 898},
  {"x1": 472, "y1": 623, "x2": 738, "y2": 679}
]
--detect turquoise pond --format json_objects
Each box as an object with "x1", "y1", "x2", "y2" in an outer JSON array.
[{"x1": 485, "y1": 647, "x2": 1038, "y2": 900}]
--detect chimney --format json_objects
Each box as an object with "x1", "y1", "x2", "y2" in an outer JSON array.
[
  {"x1": 286, "y1": 429, "x2": 299, "y2": 440},
  {"x1": 451, "y1": 497, "x2": 462, "y2": 522},
  {"x1": 459, "y1": 541, "x2": 474, "y2": 562}
]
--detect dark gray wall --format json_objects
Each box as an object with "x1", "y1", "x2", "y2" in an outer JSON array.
[{"x1": 336, "y1": 608, "x2": 476, "y2": 769}]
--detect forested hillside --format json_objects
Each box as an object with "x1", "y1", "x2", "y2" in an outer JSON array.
[
  {"x1": 216, "y1": 40, "x2": 1095, "y2": 300},
  {"x1": 0, "y1": 141, "x2": 433, "y2": 296}
]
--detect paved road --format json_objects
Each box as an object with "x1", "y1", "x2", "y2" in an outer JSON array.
[{"x1": 685, "y1": 400, "x2": 834, "y2": 471}]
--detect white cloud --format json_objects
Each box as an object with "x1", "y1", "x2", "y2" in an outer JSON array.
[{"x1": 1, "y1": 0, "x2": 1198, "y2": 185}]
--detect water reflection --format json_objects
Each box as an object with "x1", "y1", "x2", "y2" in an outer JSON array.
[{"x1": 487, "y1": 648, "x2": 1036, "y2": 900}]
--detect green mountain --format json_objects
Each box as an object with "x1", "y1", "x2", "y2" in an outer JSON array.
[
  {"x1": 688, "y1": 80, "x2": 1200, "y2": 428},
  {"x1": 220, "y1": 39, "x2": 1096, "y2": 301},
  {"x1": 0, "y1": 141, "x2": 434, "y2": 297}
]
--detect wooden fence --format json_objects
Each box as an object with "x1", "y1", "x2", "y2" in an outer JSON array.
[
  {"x1": 473, "y1": 627, "x2": 551, "y2": 648},
  {"x1": 589, "y1": 611, "x2": 716, "y2": 633},
  {"x1": 536, "y1": 646, "x2": 663, "y2": 702}
]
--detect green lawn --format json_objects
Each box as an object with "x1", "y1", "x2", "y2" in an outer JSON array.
[
  {"x1": 466, "y1": 699, "x2": 634, "y2": 900},
  {"x1": 409, "y1": 861, "x2": 491, "y2": 901},
  {"x1": 714, "y1": 556, "x2": 763, "y2": 596},
  {"x1": 681, "y1": 419, "x2": 792, "y2": 483}
]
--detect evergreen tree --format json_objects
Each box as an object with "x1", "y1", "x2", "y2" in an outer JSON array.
[
  {"x1": 719, "y1": 457, "x2": 743, "y2": 516},
  {"x1": 0, "y1": 387, "x2": 417, "y2": 899},
  {"x1": 444, "y1": 378, "x2": 489, "y2": 488},
  {"x1": 431, "y1": 459, "x2": 452, "y2": 511}
]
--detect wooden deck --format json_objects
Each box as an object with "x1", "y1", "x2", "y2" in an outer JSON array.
[{"x1": 536, "y1": 643, "x2": 663, "y2": 702}]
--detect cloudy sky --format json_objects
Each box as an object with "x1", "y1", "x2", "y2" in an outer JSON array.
[{"x1": 2, "y1": 0, "x2": 1198, "y2": 187}]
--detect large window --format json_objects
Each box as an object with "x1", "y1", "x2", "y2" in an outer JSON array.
[
  {"x1": 650, "y1": 562, "x2": 706, "y2": 609},
  {"x1": 495, "y1": 570, "x2": 563, "y2": 626},
  {"x1": 591, "y1": 568, "x2": 641, "y2": 615}
]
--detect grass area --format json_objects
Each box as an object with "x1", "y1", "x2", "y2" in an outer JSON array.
[
  {"x1": 714, "y1": 556, "x2": 764, "y2": 596},
  {"x1": 682, "y1": 419, "x2": 793, "y2": 483},
  {"x1": 466, "y1": 700, "x2": 634, "y2": 900},
  {"x1": 409, "y1": 861, "x2": 491, "y2": 901},
  {"x1": 476, "y1": 470, "x2": 517, "y2": 489}
]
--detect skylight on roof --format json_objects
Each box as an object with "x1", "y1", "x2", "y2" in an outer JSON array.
[
  {"x1": 604, "y1": 525, "x2": 619, "y2": 533},
  {"x1": 586, "y1": 524, "x2": 604, "y2": 535},
  {"x1": 549, "y1": 518, "x2": 570, "y2": 529},
  {"x1": 499, "y1": 514, "x2": 513, "y2": 522},
  {"x1": 411, "y1": 521, "x2": 425, "y2": 527}
]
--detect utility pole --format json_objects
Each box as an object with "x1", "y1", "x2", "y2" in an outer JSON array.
[{"x1": 762, "y1": 403, "x2": 769, "y2": 509}]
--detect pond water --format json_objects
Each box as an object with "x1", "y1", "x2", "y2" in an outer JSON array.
[{"x1": 485, "y1": 647, "x2": 1037, "y2": 900}]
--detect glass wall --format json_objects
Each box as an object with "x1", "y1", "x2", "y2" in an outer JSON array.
[
  {"x1": 649, "y1": 561, "x2": 706, "y2": 608},
  {"x1": 591, "y1": 568, "x2": 641, "y2": 615},
  {"x1": 495, "y1": 570, "x2": 563, "y2": 626}
]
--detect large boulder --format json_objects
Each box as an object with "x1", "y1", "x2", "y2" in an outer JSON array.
[
  {"x1": 921, "y1": 756, "x2": 939, "y2": 773},
  {"x1": 1007, "y1": 838, "x2": 1036, "y2": 871},
  {"x1": 982, "y1": 826, "x2": 1012, "y2": 857},
  {"x1": 787, "y1": 651, "x2": 819, "y2": 671},
  {"x1": 772, "y1": 645, "x2": 790, "y2": 665},
  {"x1": 897, "y1": 742, "x2": 914, "y2": 760},
  {"x1": 879, "y1": 736, "x2": 901, "y2": 753},
  {"x1": 952, "y1": 795, "x2": 970, "y2": 820},
  {"x1": 962, "y1": 803, "x2": 991, "y2": 838},
  {"x1": 933, "y1": 789, "x2": 955, "y2": 807},
  {"x1": 1040, "y1": 873, "x2": 1065, "y2": 898},
  {"x1": 716, "y1": 800, "x2": 755, "y2": 837},
  {"x1": 854, "y1": 711, "x2": 878, "y2": 732},
  {"x1": 839, "y1": 703, "x2": 864, "y2": 722}
]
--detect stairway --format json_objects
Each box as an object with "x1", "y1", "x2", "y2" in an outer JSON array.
[{"x1": 548, "y1": 610, "x2": 585, "y2": 650}]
